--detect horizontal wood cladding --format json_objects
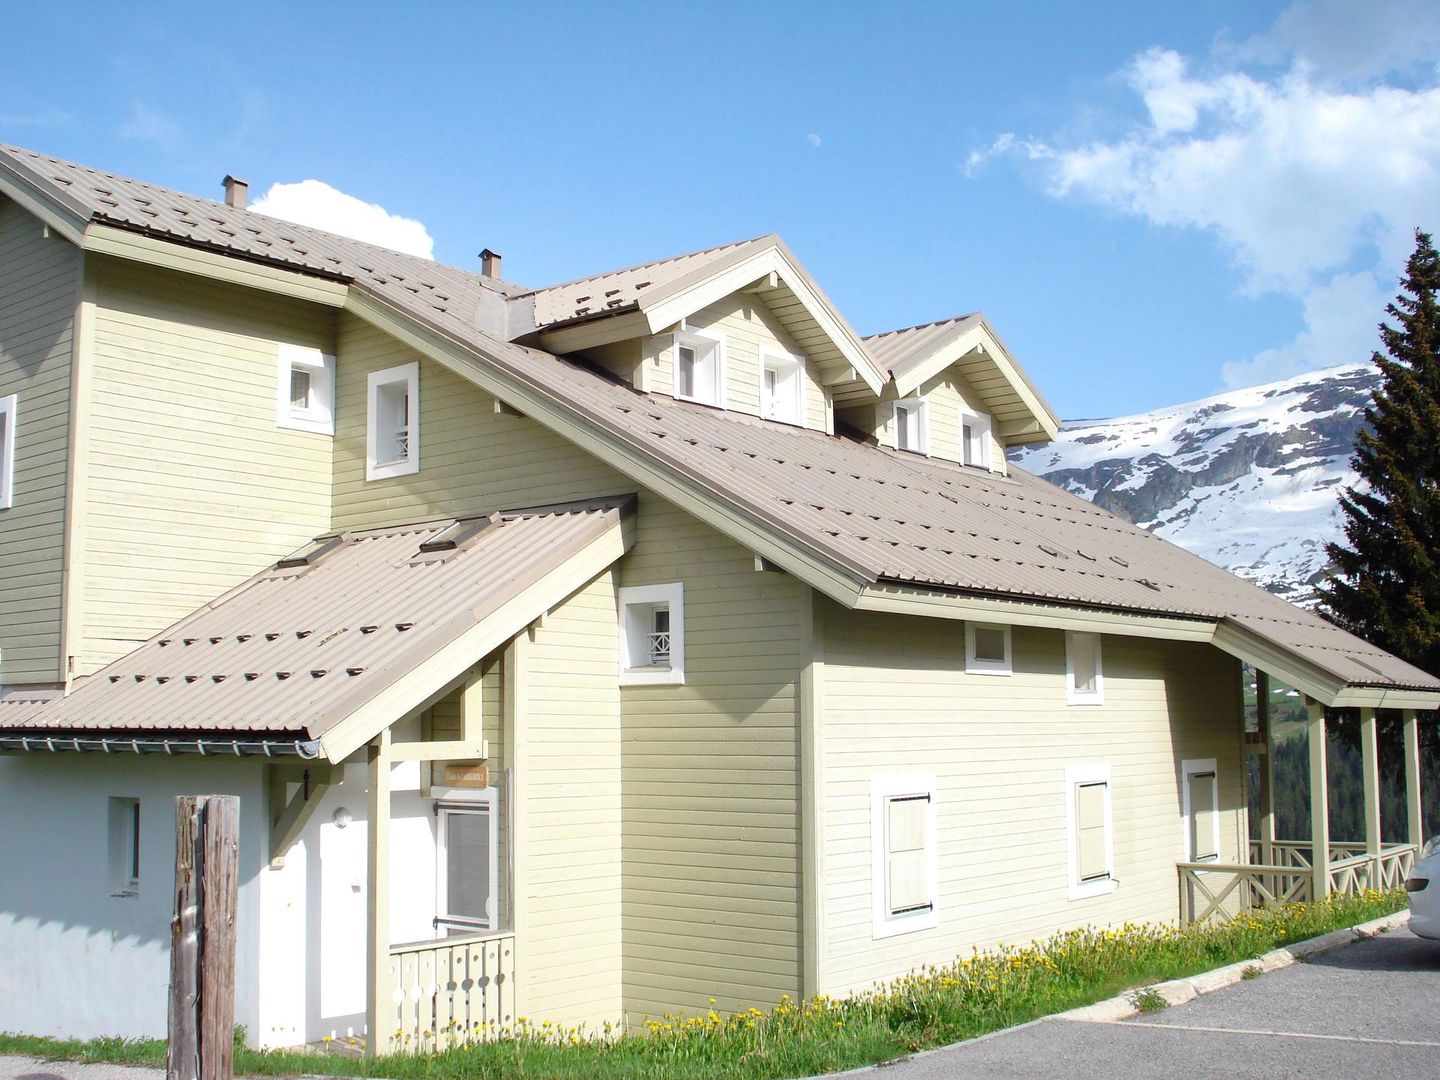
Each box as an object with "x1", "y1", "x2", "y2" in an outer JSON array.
[
  {"x1": 80, "y1": 257, "x2": 333, "y2": 673},
  {"x1": 330, "y1": 313, "x2": 629, "y2": 530},
  {"x1": 524, "y1": 571, "x2": 623, "y2": 1024},
  {"x1": 818, "y1": 600, "x2": 1244, "y2": 994},
  {"x1": 0, "y1": 198, "x2": 80, "y2": 684},
  {"x1": 619, "y1": 497, "x2": 807, "y2": 1020}
]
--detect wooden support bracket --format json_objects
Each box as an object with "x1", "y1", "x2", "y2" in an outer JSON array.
[{"x1": 268, "y1": 761, "x2": 339, "y2": 869}]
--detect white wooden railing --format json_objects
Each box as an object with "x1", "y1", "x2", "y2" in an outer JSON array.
[
  {"x1": 384, "y1": 930, "x2": 515, "y2": 1053},
  {"x1": 1181, "y1": 840, "x2": 1417, "y2": 923}
]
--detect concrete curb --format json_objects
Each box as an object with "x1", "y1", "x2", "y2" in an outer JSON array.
[{"x1": 1053, "y1": 909, "x2": 1410, "y2": 1023}]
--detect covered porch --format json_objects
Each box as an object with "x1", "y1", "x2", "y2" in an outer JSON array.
[{"x1": 1178, "y1": 669, "x2": 1430, "y2": 923}]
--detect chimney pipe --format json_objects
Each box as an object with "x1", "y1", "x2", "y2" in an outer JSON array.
[
  {"x1": 223, "y1": 175, "x2": 249, "y2": 210},
  {"x1": 480, "y1": 248, "x2": 502, "y2": 279}
]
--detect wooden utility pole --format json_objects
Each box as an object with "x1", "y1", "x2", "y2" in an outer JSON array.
[{"x1": 169, "y1": 795, "x2": 240, "y2": 1080}]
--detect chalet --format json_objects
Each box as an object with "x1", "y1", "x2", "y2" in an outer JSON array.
[{"x1": 0, "y1": 143, "x2": 1434, "y2": 1053}]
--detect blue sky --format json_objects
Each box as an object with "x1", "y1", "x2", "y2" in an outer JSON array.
[{"x1": 4, "y1": 0, "x2": 1439, "y2": 418}]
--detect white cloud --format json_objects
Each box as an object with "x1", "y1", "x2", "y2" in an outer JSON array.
[
  {"x1": 1237, "y1": 0, "x2": 1440, "y2": 84},
  {"x1": 806, "y1": 132, "x2": 822, "y2": 147},
  {"x1": 968, "y1": 0, "x2": 1440, "y2": 391},
  {"x1": 249, "y1": 179, "x2": 434, "y2": 259}
]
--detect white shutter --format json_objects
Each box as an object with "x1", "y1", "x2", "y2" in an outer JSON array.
[
  {"x1": 886, "y1": 795, "x2": 931, "y2": 915},
  {"x1": 1189, "y1": 771, "x2": 1218, "y2": 860},
  {"x1": 1075, "y1": 782, "x2": 1109, "y2": 882}
]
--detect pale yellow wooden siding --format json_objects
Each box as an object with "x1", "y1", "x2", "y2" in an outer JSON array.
[
  {"x1": 0, "y1": 199, "x2": 80, "y2": 686},
  {"x1": 80, "y1": 258, "x2": 334, "y2": 673},
  {"x1": 818, "y1": 601, "x2": 1244, "y2": 994},
  {"x1": 576, "y1": 339, "x2": 642, "y2": 387},
  {"x1": 641, "y1": 293, "x2": 830, "y2": 431},
  {"x1": 331, "y1": 313, "x2": 629, "y2": 530},
  {"x1": 848, "y1": 369, "x2": 1006, "y2": 473},
  {"x1": 619, "y1": 496, "x2": 807, "y2": 1019},
  {"x1": 524, "y1": 570, "x2": 624, "y2": 1025}
]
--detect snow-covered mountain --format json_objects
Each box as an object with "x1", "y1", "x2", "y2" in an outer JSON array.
[{"x1": 1011, "y1": 365, "x2": 1380, "y2": 606}]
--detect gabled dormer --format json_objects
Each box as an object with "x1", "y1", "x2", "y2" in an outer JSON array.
[
  {"x1": 506, "y1": 236, "x2": 888, "y2": 433},
  {"x1": 841, "y1": 314, "x2": 1060, "y2": 474}
]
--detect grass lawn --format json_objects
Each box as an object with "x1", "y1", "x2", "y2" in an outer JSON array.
[{"x1": 0, "y1": 889, "x2": 1405, "y2": 1080}]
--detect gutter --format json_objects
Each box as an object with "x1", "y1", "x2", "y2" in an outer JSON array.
[{"x1": 0, "y1": 734, "x2": 323, "y2": 758}]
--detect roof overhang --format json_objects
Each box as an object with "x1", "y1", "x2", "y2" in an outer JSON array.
[
  {"x1": 0, "y1": 156, "x2": 90, "y2": 245},
  {"x1": 533, "y1": 241, "x2": 888, "y2": 394}
]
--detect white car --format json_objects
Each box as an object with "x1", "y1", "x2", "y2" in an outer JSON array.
[{"x1": 1408, "y1": 838, "x2": 1440, "y2": 939}]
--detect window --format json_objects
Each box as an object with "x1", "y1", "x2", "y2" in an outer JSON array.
[
  {"x1": 871, "y1": 774, "x2": 939, "y2": 938},
  {"x1": 1066, "y1": 631, "x2": 1104, "y2": 705},
  {"x1": 366, "y1": 362, "x2": 420, "y2": 480},
  {"x1": 276, "y1": 344, "x2": 335, "y2": 435},
  {"x1": 108, "y1": 796, "x2": 140, "y2": 897},
  {"x1": 618, "y1": 583, "x2": 685, "y2": 685},
  {"x1": 674, "y1": 327, "x2": 724, "y2": 406},
  {"x1": 0, "y1": 393, "x2": 15, "y2": 510},
  {"x1": 435, "y1": 793, "x2": 499, "y2": 934},
  {"x1": 965, "y1": 622, "x2": 1011, "y2": 675},
  {"x1": 960, "y1": 407, "x2": 993, "y2": 470},
  {"x1": 759, "y1": 349, "x2": 804, "y2": 425},
  {"x1": 1182, "y1": 759, "x2": 1220, "y2": 863},
  {"x1": 1065, "y1": 764, "x2": 1116, "y2": 900},
  {"x1": 893, "y1": 398, "x2": 927, "y2": 454}
]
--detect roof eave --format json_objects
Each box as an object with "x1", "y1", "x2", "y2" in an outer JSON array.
[{"x1": 0, "y1": 159, "x2": 91, "y2": 245}]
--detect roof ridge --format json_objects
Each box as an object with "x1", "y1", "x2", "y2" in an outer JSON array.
[
  {"x1": 513, "y1": 234, "x2": 776, "y2": 299},
  {"x1": 863, "y1": 311, "x2": 982, "y2": 342}
]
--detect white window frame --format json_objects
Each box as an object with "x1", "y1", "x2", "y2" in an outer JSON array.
[
  {"x1": 673, "y1": 324, "x2": 726, "y2": 407},
  {"x1": 617, "y1": 582, "x2": 685, "y2": 686},
  {"x1": 870, "y1": 772, "x2": 939, "y2": 939},
  {"x1": 758, "y1": 348, "x2": 804, "y2": 425},
  {"x1": 960, "y1": 406, "x2": 994, "y2": 470},
  {"x1": 1065, "y1": 631, "x2": 1105, "y2": 706},
  {"x1": 276, "y1": 344, "x2": 335, "y2": 435},
  {"x1": 107, "y1": 796, "x2": 140, "y2": 898},
  {"x1": 366, "y1": 362, "x2": 420, "y2": 481},
  {"x1": 892, "y1": 398, "x2": 928, "y2": 454},
  {"x1": 1065, "y1": 763, "x2": 1116, "y2": 901},
  {"x1": 965, "y1": 622, "x2": 1012, "y2": 676},
  {"x1": 1180, "y1": 758, "x2": 1221, "y2": 863},
  {"x1": 0, "y1": 393, "x2": 16, "y2": 510},
  {"x1": 435, "y1": 791, "x2": 500, "y2": 933}
]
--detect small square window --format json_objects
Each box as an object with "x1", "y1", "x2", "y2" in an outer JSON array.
[
  {"x1": 276, "y1": 345, "x2": 335, "y2": 435},
  {"x1": 108, "y1": 796, "x2": 140, "y2": 897},
  {"x1": 960, "y1": 407, "x2": 993, "y2": 470},
  {"x1": 674, "y1": 328, "x2": 724, "y2": 406},
  {"x1": 618, "y1": 583, "x2": 685, "y2": 685},
  {"x1": 367, "y1": 362, "x2": 420, "y2": 480},
  {"x1": 1066, "y1": 764, "x2": 1115, "y2": 900},
  {"x1": 1066, "y1": 631, "x2": 1104, "y2": 705},
  {"x1": 965, "y1": 622, "x2": 1011, "y2": 675},
  {"x1": 435, "y1": 793, "x2": 498, "y2": 934},
  {"x1": 893, "y1": 399, "x2": 927, "y2": 454},
  {"x1": 760, "y1": 349, "x2": 804, "y2": 425},
  {"x1": 0, "y1": 393, "x2": 16, "y2": 510},
  {"x1": 871, "y1": 774, "x2": 939, "y2": 938}
]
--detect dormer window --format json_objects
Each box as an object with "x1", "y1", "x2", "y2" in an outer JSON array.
[
  {"x1": 674, "y1": 328, "x2": 724, "y2": 406},
  {"x1": 276, "y1": 345, "x2": 335, "y2": 435},
  {"x1": 894, "y1": 398, "x2": 927, "y2": 454},
  {"x1": 961, "y1": 407, "x2": 993, "y2": 470},
  {"x1": 367, "y1": 362, "x2": 420, "y2": 481},
  {"x1": 760, "y1": 349, "x2": 804, "y2": 425}
]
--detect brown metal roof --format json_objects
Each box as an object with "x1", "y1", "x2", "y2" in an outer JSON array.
[
  {"x1": 3, "y1": 144, "x2": 1433, "y2": 698},
  {"x1": 0, "y1": 500, "x2": 631, "y2": 738}
]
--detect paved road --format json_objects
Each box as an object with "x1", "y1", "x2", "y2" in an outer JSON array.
[
  {"x1": 881, "y1": 925, "x2": 1440, "y2": 1079},
  {"x1": 4, "y1": 927, "x2": 1438, "y2": 1080}
]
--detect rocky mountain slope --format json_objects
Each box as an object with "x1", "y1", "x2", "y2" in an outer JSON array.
[{"x1": 1010, "y1": 365, "x2": 1379, "y2": 605}]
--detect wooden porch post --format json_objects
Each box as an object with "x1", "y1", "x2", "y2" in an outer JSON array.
[
  {"x1": 503, "y1": 633, "x2": 528, "y2": 1019},
  {"x1": 365, "y1": 728, "x2": 392, "y2": 1058},
  {"x1": 1307, "y1": 699, "x2": 1330, "y2": 901},
  {"x1": 1360, "y1": 707, "x2": 1382, "y2": 888},
  {"x1": 1404, "y1": 709, "x2": 1425, "y2": 847},
  {"x1": 1257, "y1": 671, "x2": 1276, "y2": 866}
]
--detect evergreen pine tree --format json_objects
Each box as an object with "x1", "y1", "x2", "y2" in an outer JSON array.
[{"x1": 1318, "y1": 229, "x2": 1440, "y2": 672}]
